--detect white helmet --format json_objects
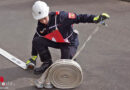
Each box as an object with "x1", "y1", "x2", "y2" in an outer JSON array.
[{"x1": 32, "y1": 1, "x2": 49, "y2": 20}]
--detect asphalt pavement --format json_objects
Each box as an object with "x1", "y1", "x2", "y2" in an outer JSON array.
[{"x1": 0, "y1": 0, "x2": 130, "y2": 90}]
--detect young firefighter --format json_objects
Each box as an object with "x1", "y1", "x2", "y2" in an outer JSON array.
[{"x1": 26, "y1": 1, "x2": 110, "y2": 74}]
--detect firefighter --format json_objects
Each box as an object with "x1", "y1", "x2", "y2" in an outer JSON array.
[{"x1": 26, "y1": 1, "x2": 110, "y2": 75}]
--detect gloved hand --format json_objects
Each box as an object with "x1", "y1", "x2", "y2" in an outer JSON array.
[
  {"x1": 26, "y1": 55, "x2": 37, "y2": 70},
  {"x1": 93, "y1": 13, "x2": 110, "y2": 23}
]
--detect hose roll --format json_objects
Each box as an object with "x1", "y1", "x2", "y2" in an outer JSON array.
[
  {"x1": 48, "y1": 59, "x2": 83, "y2": 89},
  {"x1": 35, "y1": 59, "x2": 83, "y2": 89}
]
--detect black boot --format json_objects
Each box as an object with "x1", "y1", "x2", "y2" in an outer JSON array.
[
  {"x1": 34, "y1": 61, "x2": 52, "y2": 75},
  {"x1": 34, "y1": 47, "x2": 52, "y2": 75}
]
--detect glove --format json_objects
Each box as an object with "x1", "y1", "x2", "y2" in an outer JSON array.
[
  {"x1": 93, "y1": 13, "x2": 110, "y2": 23},
  {"x1": 26, "y1": 55, "x2": 37, "y2": 70}
]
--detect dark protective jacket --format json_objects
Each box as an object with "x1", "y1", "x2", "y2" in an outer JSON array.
[{"x1": 34, "y1": 11, "x2": 96, "y2": 46}]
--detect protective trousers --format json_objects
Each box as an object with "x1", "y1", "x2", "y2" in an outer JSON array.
[{"x1": 32, "y1": 37, "x2": 78, "y2": 64}]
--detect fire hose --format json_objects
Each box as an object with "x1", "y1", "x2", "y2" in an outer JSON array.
[{"x1": 35, "y1": 21, "x2": 107, "y2": 89}]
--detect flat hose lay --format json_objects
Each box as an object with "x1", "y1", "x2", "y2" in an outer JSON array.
[{"x1": 35, "y1": 24, "x2": 106, "y2": 89}]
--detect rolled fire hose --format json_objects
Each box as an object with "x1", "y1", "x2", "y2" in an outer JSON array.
[
  {"x1": 35, "y1": 22, "x2": 106, "y2": 89},
  {"x1": 35, "y1": 59, "x2": 83, "y2": 89}
]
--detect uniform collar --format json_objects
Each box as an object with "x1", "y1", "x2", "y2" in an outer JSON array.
[{"x1": 41, "y1": 12, "x2": 56, "y2": 27}]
